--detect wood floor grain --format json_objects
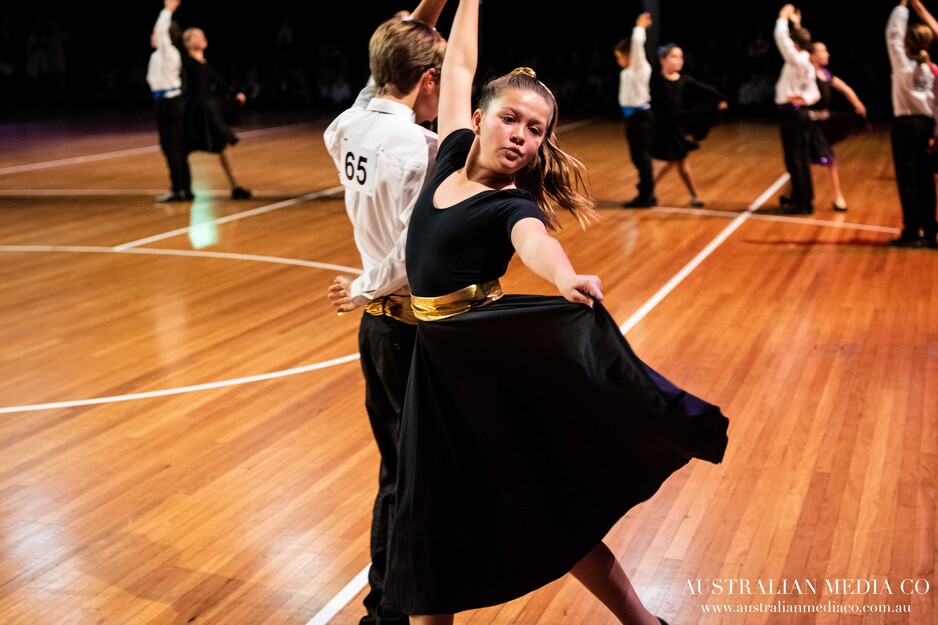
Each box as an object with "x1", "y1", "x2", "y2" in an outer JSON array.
[{"x1": 0, "y1": 113, "x2": 934, "y2": 625}]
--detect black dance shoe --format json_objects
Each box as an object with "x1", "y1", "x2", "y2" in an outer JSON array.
[
  {"x1": 780, "y1": 203, "x2": 813, "y2": 215},
  {"x1": 231, "y1": 186, "x2": 252, "y2": 200},
  {"x1": 887, "y1": 236, "x2": 925, "y2": 248},
  {"x1": 622, "y1": 195, "x2": 657, "y2": 208}
]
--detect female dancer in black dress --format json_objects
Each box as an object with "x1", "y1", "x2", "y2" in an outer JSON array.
[
  {"x1": 182, "y1": 27, "x2": 251, "y2": 200},
  {"x1": 805, "y1": 41, "x2": 868, "y2": 212},
  {"x1": 381, "y1": 0, "x2": 729, "y2": 623},
  {"x1": 650, "y1": 44, "x2": 728, "y2": 207},
  {"x1": 779, "y1": 40, "x2": 868, "y2": 213}
]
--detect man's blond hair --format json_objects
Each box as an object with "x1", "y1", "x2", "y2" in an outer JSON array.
[{"x1": 369, "y1": 18, "x2": 446, "y2": 97}]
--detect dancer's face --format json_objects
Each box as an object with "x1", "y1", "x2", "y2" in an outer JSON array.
[
  {"x1": 186, "y1": 28, "x2": 208, "y2": 52},
  {"x1": 614, "y1": 50, "x2": 630, "y2": 69},
  {"x1": 661, "y1": 47, "x2": 684, "y2": 73},
  {"x1": 473, "y1": 88, "x2": 550, "y2": 175},
  {"x1": 811, "y1": 42, "x2": 829, "y2": 67}
]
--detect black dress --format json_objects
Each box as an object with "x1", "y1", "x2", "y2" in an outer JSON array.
[
  {"x1": 808, "y1": 68, "x2": 869, "y2": 166},
  {"x1": 182, "y1": 54, "x2": 239, "y2": 154},
  {"x1": 650, "y1": 73, "x2": 726, "y2": 161},
  {"x1": 383, "y1": 129, "x2": 729, "y2": 615}
]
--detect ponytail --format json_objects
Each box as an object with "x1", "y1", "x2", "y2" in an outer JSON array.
[{"x1": 906, "y1": 23, "x2": 935, "y2": 64}]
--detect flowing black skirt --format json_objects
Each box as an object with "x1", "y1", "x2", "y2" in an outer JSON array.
[
  {"x1": 383, "y1": 295, "x2": 729, "y2": 614},
  {"x1": 185, "y1": 97, "x2": 239, "y2": 154},
  {"x1": 809, "y1": 111, "x2": 870, "y2": 166},
  {"x1": 651, "y1": 112, "x2": 699, "y2": 161}
]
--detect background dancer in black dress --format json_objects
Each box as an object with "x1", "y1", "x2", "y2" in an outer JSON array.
[
  {"x1": 649, "y1": 43, "x2": 728, "y2": 208},
  {"x1": 182, "y1": 26, "x2": 251, "y2": 200},
  {"x1": 381, "y1": 0, "x2": 728, "y2": 623},
  {"x1": 779, "y1": 40, "x2": 868, "y2": 213}
]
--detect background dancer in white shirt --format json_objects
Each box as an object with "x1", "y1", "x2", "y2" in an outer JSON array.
[
  {"x1": 323, "y1": 2, "x2": 447, "y2": 624},
  {"x1": 886, "y1": 0, "x2": 938, "y2": 248},
  {"x1": 773, "y1": 4, "x2": 820, "y2": 215},
  {"x1": 614, "y1": 12, "x2": 657, "y2": 208},
  {"x1": 146, "y1": 0, "x2": 192, "y2": 203}
]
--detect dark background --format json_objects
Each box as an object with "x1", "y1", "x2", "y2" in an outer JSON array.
[{"x1": 0, "y1": 1, "x2": 907, "y2": 125}]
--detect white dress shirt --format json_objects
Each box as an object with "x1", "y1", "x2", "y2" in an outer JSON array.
[
  {"x1": 324, "y1": 82, "x2": 438, "y2": 306},
  {"x1": 773, "y1": 18, "x2": 820, "y2": 106},
  {"x1": 146, "y1": 9, "x2": 182, "y2": 96},
  {"x1": 618, "y1": 26, "x2": 652, "y2": 108},
  {"x1": 887, "y1": 5, "x2": 938, "y2": 122}
]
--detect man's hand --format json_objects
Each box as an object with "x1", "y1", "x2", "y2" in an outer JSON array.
[{"x1": 328, "y1": 275, "x2": 360, "y2": 314}]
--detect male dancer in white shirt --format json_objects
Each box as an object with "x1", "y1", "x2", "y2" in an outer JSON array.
[
  {"x1": 323, "y1": 2, "x2": 447, "y2": 624},
  {"x1": 146, "y1": 0, "x2": 192, "y2": 202},
  {"x1": 614, "y1": 12, "x2": 656, "y2": 208},
  {"x1": 886, "y1": 0, "x2": 938, "y2": 248},
  {"x1": 774, "y1": 3, "x2": 820, "y2": 215}
]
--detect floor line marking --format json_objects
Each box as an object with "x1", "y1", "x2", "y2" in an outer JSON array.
[
  {"x1": 0, "y1": 245, "x2": 363, "y2": 274},
  {"x1": 0, "y1": 122, "x2": 316, "y2": 176},
  {"x1": 113, "y1": 186, "x2": 343, "y2": 250},
  {"x1": 0, "y1": 354, "x2": 361, "y2": 415},
  {"x1": 619, "y1": 173, "x2": 789, "y2": 334},
  {"x1": 303, "y1": 566, "x2": 371, "y2": 625}
]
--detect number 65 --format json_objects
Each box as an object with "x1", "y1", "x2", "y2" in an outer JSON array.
[{"x1": 344, "y1": 152, "x2": 368, "y2": 185}]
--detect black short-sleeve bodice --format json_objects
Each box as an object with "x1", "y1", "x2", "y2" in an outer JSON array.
[
  {"x1": 405, "y1": 129, "x2": 545, "y2": 296},
  {"x1": 812, "y1": 68, "x2": 834, "y2": 111}
]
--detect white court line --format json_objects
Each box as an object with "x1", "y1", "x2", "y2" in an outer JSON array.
[
  {"x1": 0, "y1": 189, "x2": 170, "y2": 196},
  {"x1": 618, "y1": 173, "x2": 789, "y2": 334},
  {"x1": 0, "y1": 354, "x2": 360, "y2": 415},
  {"x1": 304, "y1": 566, "x2": 371, "y2": 625},
  {"x1": 114, "y1": 186, "x2": 343, "y2": 250},
  {"x1": 0, "y1": 146, "x2": 163, "y2": 175},
  {"x1": 0, "y1": 188, "x2": 318, "y2": 198},
  {"x1": 0, "y1": 245, "x2": 364, "y2": 275},
  {"x1": 651, "y1": 205, "x2": 902, "y2": 234},
  {"x1": 0, "y1": 122, "x2": 314, "y2": 176}
]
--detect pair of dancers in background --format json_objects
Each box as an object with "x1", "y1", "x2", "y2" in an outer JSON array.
[
  {"x1": 147, "y1": 0, "x2": 251, "y2": 203},
  {"x1": 615, "y1": 12, "x2": 727, "y2": 208}
]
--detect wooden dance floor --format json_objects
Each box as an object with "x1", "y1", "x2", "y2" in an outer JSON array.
[{"x1": 0, "y1": 111, "x2": 935, "y2": 625}]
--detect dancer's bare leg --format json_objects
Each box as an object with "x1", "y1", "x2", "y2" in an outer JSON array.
[
  {"x1": 677, "y1": 158, "x2": 700, "y2": 201},
  {"x1": 570, "y1": 542, "x2": 660, "y2": 625},
  {"x1": 829, "y1": 161, "x2": 847, "y2": 209},
  {"x1": 218, "y1": 151, "x2": 239, "y2": 189},
  {"x1": 654, "y1": 160, "x2": 673, "y2": 183}
]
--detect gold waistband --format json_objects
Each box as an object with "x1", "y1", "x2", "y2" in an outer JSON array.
[
  {"x1": 410, "y1": 280, "x2": 503, "y2": 322},
  {"x1": 364, "y1": 294, "x2": 417, "y2": 325}
]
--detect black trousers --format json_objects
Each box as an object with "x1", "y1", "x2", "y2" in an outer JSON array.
[
  {"x1": 779, "y1": 107, "x2": 814, "y2": 209},
  {"x1": 358, "y1": 313, "x2": 417, "y2": 625},
  {"x1": 625, "y1": 108, "x2": 656, "y2": 200},
  {"x1": 891, "y1": 115, "x2": 937, "y2": 239},
  {"x1": 155, "y1": 96, "x2": 191, "y2": 195}
]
